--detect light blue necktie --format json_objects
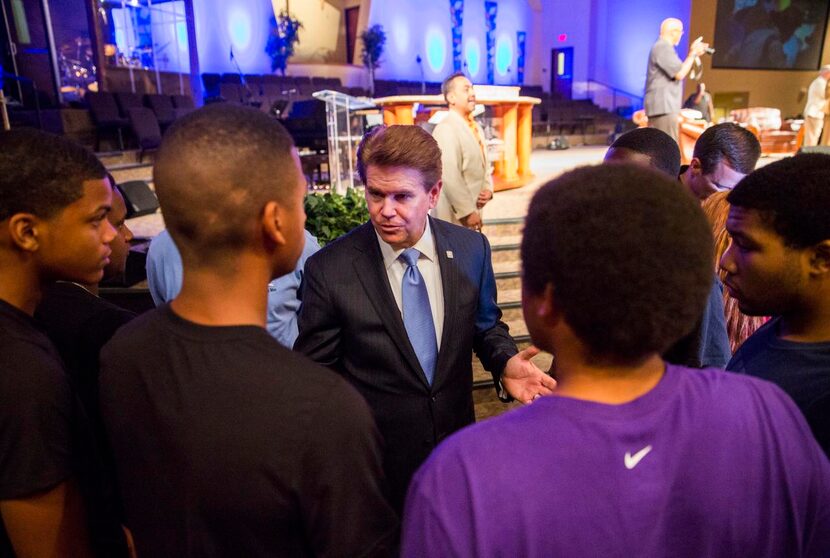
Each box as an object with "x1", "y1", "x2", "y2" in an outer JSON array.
[{"x1": 400, "y1": 248, "x2": 438, "y2": 385}]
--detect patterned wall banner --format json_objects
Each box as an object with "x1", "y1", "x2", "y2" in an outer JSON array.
[
  {"x1": 516, "y1": 31, "x2": 526, "y2": 85},
  {"x1": 484, "y1": 1, "x2": 497, "y2": 84},
  {"x1": 450, "y1": 0, "x2": 464, "y2": 73}
]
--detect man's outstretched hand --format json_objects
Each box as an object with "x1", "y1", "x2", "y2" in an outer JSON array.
[{"x1": 502, "y1": 346, "x2": 556, "y2": 404}]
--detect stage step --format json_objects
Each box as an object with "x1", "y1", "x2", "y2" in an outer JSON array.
[
  {"x1": 490, "y1": 234, "x2": 521, "y2": 263},
  {"x1": 483, "y1": 216, "x2": 525, "y2": 237},
  {"x1": 495, "y1": 270, "x2": 521, "y2": 292},
  {"x1": 97, "y1": 150, "x2": 145, "y2": 167},
  {"x1": 108, "y1": 162, "x2": 154, "y2": 185}
]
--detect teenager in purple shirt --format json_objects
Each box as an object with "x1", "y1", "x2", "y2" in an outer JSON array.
[{"x1": 402, "y1": 164, "x2": 830, "y2": 558}]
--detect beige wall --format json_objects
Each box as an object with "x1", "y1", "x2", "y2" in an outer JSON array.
[
  {"x1": 689, "y1": 0, "x2": 830, "y2": 117},
  {"x1": 273, "y1": 0, "x2": 350, "y2": 64}
]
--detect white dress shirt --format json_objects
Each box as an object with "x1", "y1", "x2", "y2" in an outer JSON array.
[
  {"x1": 375, "y1": 222, "x2": 444, "y2": 350},
  {"x1": 804, "y1": 76, "x2": 828, "y2": 119}
]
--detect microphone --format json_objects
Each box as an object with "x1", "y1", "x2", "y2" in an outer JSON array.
[{"x1": 693, "y1": 37, "x2": 715, "y2": 55}]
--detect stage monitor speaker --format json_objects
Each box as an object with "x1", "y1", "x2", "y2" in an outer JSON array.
[
  {"x1": 798, "y1": 145, "x2": 830, "y2": 155},
  {"x1": 118, "y1": 180, "x2": 159, "y2": 218}
]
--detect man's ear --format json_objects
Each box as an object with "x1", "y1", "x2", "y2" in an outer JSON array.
[
  {"x1": 689, "y1": 157, "x2": 703, "y2": 175},
  {"x1": 7, "y1": 214, "x2": 41, "y2": 252},
  {"x1": 428, "y1": 180, "x2": 442, "y2": 209},
  {"x1": 525, "y1": 282, "x2": 560, "y2": 325},
  {"x1": 541, "y1": 283, "x2": 562, "y2": 325},
  {"x1": 261, "y1": 201, "x2": 286, "y2": 251},
  {"x1": 808, "y1": 240, "x2": 830, "y2": 276}
]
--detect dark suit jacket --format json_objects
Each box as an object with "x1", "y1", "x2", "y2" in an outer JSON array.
[{"x1": 295, "y1": 218, "x2": 517, "y2": 510}]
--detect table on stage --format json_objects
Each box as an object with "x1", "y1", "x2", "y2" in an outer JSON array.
[{"x1": 373, "y1": 87, "x2": 541, "y2": 191}]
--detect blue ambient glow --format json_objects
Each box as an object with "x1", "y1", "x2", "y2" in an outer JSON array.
[
  {"x1": 227, "y1": 8, "x2": 252, "y2": 52},
  {"x1": 465, "y1": 37, "x2": 481, "y2": 77},
  {"x1": 425, "y1": 27, "x2": 447, "y2": 73},
  {"x1": 496, "y1": 34, "x2": 512, "y2": 76}
]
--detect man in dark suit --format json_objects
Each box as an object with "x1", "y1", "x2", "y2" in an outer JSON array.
[{"x1": 295, "y1": 125, "x2": 555, "y2": 511}]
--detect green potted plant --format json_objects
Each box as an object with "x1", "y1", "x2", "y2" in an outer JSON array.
[
  {"x1": 360, "y1": 24, "x2": 386, "y2": 96},
  {"x1": 265, "y1": 11, "x2": 303, "y2": 76},
  {"x1": 304, "y1": 188, "x2": 369, "y2": 246}
]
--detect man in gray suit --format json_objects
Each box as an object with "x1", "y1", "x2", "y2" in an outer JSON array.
[
  {"x1": 295, "y1": 125, "x2": 555, "y2": 512},
  {"x1": 644, "y1": 18, "x2": 709, "y2": 142},
  {"x1": 431, "y1": 73, "x2": 493, "y2": 231}
]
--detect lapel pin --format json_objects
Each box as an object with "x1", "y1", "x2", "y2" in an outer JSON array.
[{"x1": 446, "y1": 250, "x2": 454, "y2": 259}]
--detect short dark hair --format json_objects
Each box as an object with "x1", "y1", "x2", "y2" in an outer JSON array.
[
  {"x1": 693, "y1": 123, "x2": 760, "y2": 175},
  {"x1": 0, "y1": 128, "x2": 107, "y2": 221},
  {"x1": 522, "y1": 164, "x2": 713, "y2": 363},
  {"x1": 153, "y1": 104, "x2": 298, "y2": 267},
  {"x1": 608, "y1": 128, "x2": 681, "y2": 177},
  {"x1": 356, "y1": 125, "x2": 442, "y2": 189},
  {"x1": 727, "y1": 153, "x2": 830, "y2": 248},
  {"x1": 441, "y1": 71, "x2": 468, "y2": 101}
]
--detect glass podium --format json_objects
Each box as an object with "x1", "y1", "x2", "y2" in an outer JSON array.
[{"x1": 312, "y1": 90, "x2": 375, "y2": 194}]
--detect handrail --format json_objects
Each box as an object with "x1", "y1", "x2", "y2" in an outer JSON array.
[
  {"x1": 586, "y1": 79, "x2": 643, "y2": 102},
  {"x1": 585, "y1": 79, "x2": 643, "y2": 115}
]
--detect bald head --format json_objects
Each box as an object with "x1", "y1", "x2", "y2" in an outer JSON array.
[
  {"x1": 660, "y1": 18, "x2": 684, "y2": 45},
  {"x1": 153, "y1": 104, "x2": 300, "y2": 269}
]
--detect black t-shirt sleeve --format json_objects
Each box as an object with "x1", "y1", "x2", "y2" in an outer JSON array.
[
  {"x1": 297, "y1": 379, "x2": 398, "y2": 557},
  {"x1": 0, "y1": 347, "x2": 73, "y2": 499}
]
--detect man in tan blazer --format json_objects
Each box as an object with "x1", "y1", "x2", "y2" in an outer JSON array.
[{"x1": 431, "y1": 73, "x2": 493, "y2": 231}]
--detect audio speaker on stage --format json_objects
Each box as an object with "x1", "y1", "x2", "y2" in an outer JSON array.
[
  {"x1": 117, "y1": 181, "x2": 159, "y2": 218},
  {"x1": 798, "y1": 145, "x2": 830, "y2": 155}
]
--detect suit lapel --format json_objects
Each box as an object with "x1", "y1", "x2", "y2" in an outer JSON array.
[
  {"x1": 432, "y1": 218, "x2": 459, "y2": 389},
  {"x1": 351, "y1": 224, "x2": 431, "y2": 389}
]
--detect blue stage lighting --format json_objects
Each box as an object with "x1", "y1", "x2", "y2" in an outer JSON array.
[
  {"x1": 228, "y1": 8, "x2": 252, "y2": 52},
  {"x1": 465, "y1": 38, "x2": 481, "y2": 77},
  {"x1": 496, "y1": 34, "x2": 512, "y2": 76},
  {"x1": 425, "y1": 27, "x2": 447, "y2": 73}
]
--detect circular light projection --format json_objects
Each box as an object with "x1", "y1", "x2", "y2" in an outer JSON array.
[
  {"x1": 228, "y1": 8, "x2": 252, "y2": 52},
  {"x1": 392, "y1": 16, "x2": 410, "y2": 55},
  {"x1": 465, "y1": 38, "x2": 481, "y2": 77},
  {"x1": 425, "y1": 27, "x2": 447, "y2": 73},
  {"x1": 496, "y1": 34, "x2": 513, "y2": 76}
]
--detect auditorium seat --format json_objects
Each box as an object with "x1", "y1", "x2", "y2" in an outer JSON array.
[
  {"x1": 201, "y1": 73, "x2": 221, "y2": 99},
  {"x1": 220, "y1": 73, "x2": 242, "y2": 84},
  {"x1": 127, "y1": 107, "x2": 162, "y2": 160},
  {"x1": 244, "y1": 74, "x2": 264, "y2": 95},
  {"x1": 219, "y1": 83, "x2": 243, "y2": 104},
  {"x1": 146, "y1": 94, "x2": 177, "y2": 130},
  {"x1": 115, "y1": 92, "x2": 144, "y2": 118},
  {"x1": 171, "y1": 94, "x2": 196, "y2": 118},
  {"x1": 85, "y1": 92, "x2": 129, "y2": 150}
]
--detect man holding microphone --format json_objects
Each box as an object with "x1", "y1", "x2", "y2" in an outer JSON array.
[{"x1": 645, "y1": 18, "x2": 710, "y2": 142}]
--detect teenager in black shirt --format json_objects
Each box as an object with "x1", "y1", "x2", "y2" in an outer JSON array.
[
  {"x1": 100, "y1": 105, "x2": 398, "y2": 556},
  {"x1": 0, "y1": 129, "x2": 119, "y2": 556}
]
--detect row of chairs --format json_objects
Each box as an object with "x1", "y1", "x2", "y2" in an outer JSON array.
[
  {"x1": 202, "y1": 73, "x2": 366, "y2": 103},
  {"x1": 86, "y1": 91, "x2": 196, "y2": 156},
  {"x1": 529, "y1": 98, "x2": 621, "y2": 136}
]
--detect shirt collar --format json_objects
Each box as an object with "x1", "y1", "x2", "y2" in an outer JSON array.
[{"x1": 375, "y1": 220, "x2": 437, "y2": 271}]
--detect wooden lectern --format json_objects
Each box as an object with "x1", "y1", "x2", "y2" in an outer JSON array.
[{"x1": 373, "y1": 86, "x2": 540, "y2": 191}]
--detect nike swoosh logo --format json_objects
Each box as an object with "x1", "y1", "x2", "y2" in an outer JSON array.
[{"x1": 624, "y1": 445, "x2": 653, "y2": 469}]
